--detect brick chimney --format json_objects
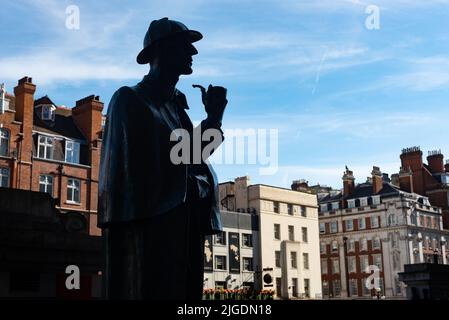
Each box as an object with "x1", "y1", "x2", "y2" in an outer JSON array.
[
  {"x1": 72, "y1": 95, "x2": 104, "y2": 143},
  {"x1": 399, "y1": 167, "x2": 414, "y2": 193},
  {"x1": 372, "y1": 166, "x2": 383, "y2": 194},
  {"x1": 427, "y1": 150, "x2": 445, "y2": 173},
  {"x1": 291, "y1": 179, "x2": 309, "y2": 191},
  {"x1": 400, "y1": 146, "x2": 423, "y2": 171},
  {"x1": 400, "y1": 146, "x2": 425, "y2": 195},
  {"x1": 14, "y1": 76, "x2": 36, "y2": 164},
  {"x1": 343, "y1": 167, "x2": 355, "y2": 197}
]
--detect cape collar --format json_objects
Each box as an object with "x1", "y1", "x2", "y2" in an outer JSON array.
[{"x1": 139, "y1": 74, "x2": 190, "y2": 110}]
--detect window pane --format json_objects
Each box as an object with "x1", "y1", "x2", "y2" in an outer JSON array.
[{"x1": 302, "y1": 227, "x2": 308, "y2": 242}]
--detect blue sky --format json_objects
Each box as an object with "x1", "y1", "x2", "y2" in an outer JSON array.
[{"x1": 1, "y1": 0, "x2": 449, "y2": 189}]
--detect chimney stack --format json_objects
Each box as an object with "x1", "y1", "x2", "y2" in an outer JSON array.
[
  {"x1": 372, "y1": 166, "x2": 383, "y2": 194},
  {"x1": 343, "y1": 167, "x2": 355, "y2": 197},
  {"x1": 400, "y1": 146, "x2": 423, "y2": 172},
  {"x1": 399, "y1": 167, "x2": 414, "y2": 193},
  {"x1": 14, "y1": 76, "x2": 36, "y2": 163},
  {"x1": 291, "y1": 179, "x2": 309, "y2": 191},
  {"x1": 72, "y1": 95, "x2": 104, "y2": 143},
  {"x1": 427, "y1": 150, "x2": 445, "y2": 173}
]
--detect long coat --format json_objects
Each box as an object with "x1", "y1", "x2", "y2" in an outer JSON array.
[{"x1": 97, "y1": 75, "x2": 223, "y2": 235}]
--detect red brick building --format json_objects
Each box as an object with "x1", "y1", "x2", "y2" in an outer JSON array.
[
  {"x1": 398, "y1": 147, "x2": 449, "y2": 229},
  {"x1": 0, "y1": 76, "x2": 103, "y2": 236}
]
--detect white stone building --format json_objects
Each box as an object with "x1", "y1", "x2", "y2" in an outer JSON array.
[{"x1": 217, "y1": 176, "x2": 322, "y2": 299}]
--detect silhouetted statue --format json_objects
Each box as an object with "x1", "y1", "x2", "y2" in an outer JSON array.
[{"x1": 98, "y1": 17, "x2": 227, "y2": 300}]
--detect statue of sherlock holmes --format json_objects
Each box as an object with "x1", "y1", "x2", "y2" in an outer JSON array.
[{"x1": 98, "y1": 17, "x2": 228, "y2": 300}]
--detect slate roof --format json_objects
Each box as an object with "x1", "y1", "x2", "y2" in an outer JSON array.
[
  {"x1": 320, "y1": 182, "x2": 401, "y2": 204},
  {"x1": 32, "y1": 96, "x2": 86, "y2": 141}
]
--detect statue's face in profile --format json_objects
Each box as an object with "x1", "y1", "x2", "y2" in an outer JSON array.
[{"x1": 158, "y1": 34, "x2": 199, "y2": 75}]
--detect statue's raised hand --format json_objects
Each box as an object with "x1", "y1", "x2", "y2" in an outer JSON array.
[{"x1": 192, "y1": 84, "x2": 228, "y2": 124}]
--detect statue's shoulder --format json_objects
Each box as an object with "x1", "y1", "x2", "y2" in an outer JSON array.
[{"x1": 107, "y1": 86, "x2": 140, "y2": 116}]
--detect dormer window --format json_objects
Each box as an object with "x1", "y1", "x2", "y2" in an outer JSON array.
[
  {"x1": 347, "y1": 199, "x2": 356, "y2": 209},
  {"x1": 0, "y1": 83, "x2": 9, "y2": 113},
  {"x1": 359, "y1": 197, "x2": 368, "y2": 207},
  {"x1": 320, "y1": 204, "x2": 328, "y2": 213},
  {"x1": 331, "y1": 202, "x2": 339, "y2": 210},
  {"x1": 41, "y1": 105, "x2": 55, "y2": 121},
  {"x1": 65, "y1": 140, "x2": 80, "y2": 164},
  {"x1": 372, "y1": 195, "x2": 381, "y2": 205}
]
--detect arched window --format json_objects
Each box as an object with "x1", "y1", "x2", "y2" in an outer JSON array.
[{"x1": 0, "y1": 128, "x2": 9, "y2": 157}]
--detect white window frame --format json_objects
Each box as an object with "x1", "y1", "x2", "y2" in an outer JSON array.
[
  {"x1": 360, "y1": 197, "x2": 368, "y2": 207},
  {"x1": 242, "y1": 233, "x2": 252, "y2": 247},
  {"x1": 371, "y1": 216, "x2": 379, "y2": 228},
  {"x1": 372, "y1": 195, "x2": 381, "y2": 205},
  {"x1": 332, "y1": 258, "x2": 340, "y2": 274},
  {"x1": 345, "y1": 219, "x2": 354, "y2": 231},
  {"x1": 320, "y1": 242, "x2": 326, "y2": 254},
  {"x1": 0, "y1": 167, "x2": 10, "y2": 187},
  {"x1": 41, "y1": 105, "x2": 55, "y2": 121},
  {"x1": 330, "y1": 221, "x2": 338, "y2": 233},
  {"x1": 373, "y1": 237, "x2": 381, "y2": 250},
  {"x1": 360, "y1": 238, "x2": 368, "y2": 252},
  {"x1": 37, "y1": 135, "x2": 54, "y2": 160},
  {"x1": 0, "y1": 97, "x2": 10, "y2": 112},
  {"x1": 319, "y1": 222, "x2": 325, "y2": 234},
  {"x1": 358, "y1": 217, "x2": 366, "y2": 230},
  {"x1": 39, "y1": 174, "x2": 53, "y2": 196},
  {"x1": 331, "y1": 202, "x2": 339, "y2": 210},
  {"x1": 348, "y1": 239, "x2": 355, "y2": 252},
  {"x1": 348, "y1": 256, "x2": 356, "y2": 273},
  {"x1": 331, "y1": 241, "x2": 338, "y2": 252},
  {"x1": 0, "y1": 128, "x2": 10, "y2": 157},
  {"x1": 242, "y1": 257, "x2": 253, "y2": 271},
  {"x1": 215, "y1": 255, "x2": 227, "y2": 271},
  {"x1": 349, "y1": 279, "x2": 358, "y2": 297},
  {"x1": 360, "y1": 255, "x2": 369, "y2": 273},
  {"x1": 65, "y1": 140, "x2": 80, "y2": 164},
  {"x1": 215, "y1": 231, "x2": 226, "y2": 245},
  {"x1": 373, "y1": 254, "x2": 383, "y2": 271},
  {"x1": 347, "y1": 199, "x2": 356, "y2": 209},
  {"x1": 66, "y1": 178, "x2": 81, "y2": 204}
]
